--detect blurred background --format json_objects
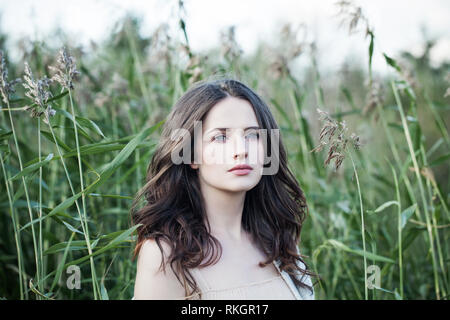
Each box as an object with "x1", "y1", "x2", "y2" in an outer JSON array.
[{"x1": 0, "y1": 0, "x2": 449, "y2": 300}]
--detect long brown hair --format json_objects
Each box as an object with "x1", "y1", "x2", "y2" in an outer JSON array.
[{"x1": 130, "y1": 78, "x2": 315, "y2": 299}]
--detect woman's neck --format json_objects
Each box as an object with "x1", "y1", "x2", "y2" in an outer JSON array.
[{"x1": 199, "y1": 182, "x2": 247, "y2": 243}]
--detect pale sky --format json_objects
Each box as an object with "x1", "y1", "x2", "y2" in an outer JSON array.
[{"x1": 0, "y1": 0, "x2": 449, "y2": 73}]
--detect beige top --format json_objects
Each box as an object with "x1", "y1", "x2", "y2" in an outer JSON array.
[
  {"x1": 183, "y1": 261, "x2": 300, "y2": 300},
  {"x1": 132, "y1": 245, "x2": 314, "y2": 300}
]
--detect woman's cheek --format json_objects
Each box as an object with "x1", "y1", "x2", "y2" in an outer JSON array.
[
  {"x1": 255, "y1": 140, "x2": 264, "y2": 166},
  {"x1": 202, "y1": 143, "x2": 216, "y2": 165},
  {"x1": 203, "y1": 143, "x2": 226, "y2": 166}
]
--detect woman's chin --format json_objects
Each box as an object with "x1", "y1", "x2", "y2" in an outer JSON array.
[{"x1": 221, "y1": 179, "x2": 260, "y2": 192}]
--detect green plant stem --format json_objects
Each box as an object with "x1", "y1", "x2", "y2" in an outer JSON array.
[
  {"x1": 124, "y1": 21, "x2": 153, "y2": 120},
  {"x1": 424, "y1": 92, "x2": 450, "y2": 149},
  {"x1": 391, "y1": 165, "x2": 403, "y2": 298},
  {"x1": 5, "y1": 98, "x2": 41, "y2": 298},
  {"x1": 349, "y1": 152, "x2": 368, "y2": 300},
  {"x1": 126, "y1": 101, "x2": 142, "y2": 197},
  {"x1": 311, "y1": 49, "x2": 325, "y2": 109},
  {"x1": 45, "y1": 112, "x2": 99, "y2": 300},
  {"x1": 375, "y1": 102, "x2": 423, "y2": 222},
  {"x1": 67, "y1": 88, "x2": 100, "y2": 300},
  {"x1": 391, "y1": 80, "x2": 440, "y2": 299},
  {"x1": 0, "y1": 151, "x2": 24, "y2": 299},
  {"x1": 37, "y1": 118, "x2": 44, "y2": 292},
  {"x1": 0, "y1": 106, "x2": 29, "y2": 111},
  {"x1": 420, "y1": 145, "x2": 448, "y2": 296}
]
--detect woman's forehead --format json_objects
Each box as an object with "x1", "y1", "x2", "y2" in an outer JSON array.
[{"x1": 202, "y1": 97, "x2": 259, "y2": 131}]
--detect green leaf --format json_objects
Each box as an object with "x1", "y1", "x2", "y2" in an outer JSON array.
[
  {"x1": 390, "y1": 226, "x2": 426, "y2": 255},
  {"x1": 48, "y1": 90, "x2": 69, "y2": 103},
  {"x1": 56, "y1": 124, "x2": 94, "y2": 143},
  {"x1": 23, "y1": 141, "x2": 153, "y2": 168},
  {"x1": 100, "y1": 281, "x2": 109, "y2": 300},
  {"x1": 429, "y1": 153, "x2": 450, "y2": 167},
  {"x1": 387, "y1": 122, "x2": 403, "y2": 132},
  {"x1": 368, "y1": 31, "x2": 374, "y2": 75},
  {"x1": 53, "y1": 108, "x2": 94, "y2": 142},
  {"x1": 23, "y1": 90, "x2": 69, "y2": 109},
  {"x1": 20, "y1": 193, "x2": 82, "y2": 231},
  {"x1": 62, "y1": 221, "x2": 84, "y2": 235},
  {"x1": 374, "y1": 286, "x2": 402, "y2": 299},
  {"x1": 44, "y1": 240, "x2": 88, "y2": 255},
  {"x1": 327, "y1": 239, "x2": 396, "y2": 264},
  {"x1": 43, "y1": 233, "x2": 110, "y2": 256},
  {"x1": 50, "y1": 232, "x2": 75, "y2": 291},
  {"x1": 40, "y1": 130, "x2": 71, "y2": 151},
  {"x1": 54, "y1": 107, "x2": 105, "y2": 139},
  {"x1": 76, "y1": 117, "x2": 105, "y2": 138},
  {"x1": 88, "y1": 193, "x2": 134, "y2": 200},
  {"x1": 90, "y1": 224, "x2": 140, "y2": 254},
  {"x1": 271, "y1": 98, "x2": 293, "y2": 131},
  {"x1": 63, "y1": 142, "x2": 155, "y2": 158},
  {"x1": 340, "y1": 87, "x2": 357, "y2": 110},
  {"x1": 81, "y1": 120, "x2": 164, "y2": 195},
  {"x1": 374, "y1": 201, "x2": 399, "y2": 213},
  {"x1": 401, "y1": 204, "x2": 417, "y2": 229},
  {"x1": 383, "y1": 53, "x2": 402, "y2": 72},
  {"x1": 33, "y1": 205, "x2": 72, "y2": 219},
  {"x1": 0, "y1": 130, "x2": 12, "y2": 141},
  {"x1": 9, "y1": 153, "x2": 53, "y2": 181},
  {"x1": 44, "y1": 241, "x2": 87, "y2": 255},
  {"x1": 44, "y1": 224, "x2": 141, "y2": 272}
]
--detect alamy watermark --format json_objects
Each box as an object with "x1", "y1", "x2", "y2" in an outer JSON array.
[
  {"x1": 170, "y1": 121, "x2": 280, "y2": 175},
  {"x1": 66, "y1": 265, "x2": 81, "y2": 290},
  {"x1": 366, "y1": 264, "x2": 381, "y2": 289}
]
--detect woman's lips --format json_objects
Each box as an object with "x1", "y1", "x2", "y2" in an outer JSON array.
[
  {"x1": 228, "y1": 164, "x2": 253, "y2": 176},
  {"x1": 229, "y1": 168, "x2": 252, "y2": 176}
]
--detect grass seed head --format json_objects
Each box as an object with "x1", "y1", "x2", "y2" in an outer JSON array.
[
  {"x1": 267, "y1": 23, "x2": 308, "y2": 79},
  {"x1": 364, "y1": 78, "x2": 384, "y2": 115},
  {"x1": 311, "y1": 108, "x2": 362, "y2": 170},
  {"x1": 335, "y1": 0, "x2": 372, "y2": 37},
  {"x1": 398, "y1": 60, "x2": 418, "y2": 90},
  {"x1": 220, "y1": 26, "x2": 243, "y2": 62},
  {"x1": 49, "y1": 46, "x2": 80, "y2": 91},
  {"x1": 0, "y1": 50, "x2": 21, "y2": 104},
  {"x1": 185, "y1": 54, "x2": 205, "y2": 85},
  {"x1": 22, "y1": 62, "x2": 55, "y2": 123}
]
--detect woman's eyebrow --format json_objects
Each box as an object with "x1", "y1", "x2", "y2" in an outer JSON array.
[{"x1": 206, "y1": 126, "x2": 260, "y2": 134}]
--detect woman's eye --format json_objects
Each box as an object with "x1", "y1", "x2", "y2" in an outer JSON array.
[
  {"x1": 246, "y1": 132, "x2": 259, "y2": 139},
  {"x1": 212, "y1": 134, "x2": 227, "y2": 142},
  {"x1": 211, "y1": 132, "x2": 259, "y2": 142}
]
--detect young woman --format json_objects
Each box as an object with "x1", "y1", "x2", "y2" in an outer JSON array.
[{"x1": 131, "y1": 78, "x2": 315, "y2": 300}]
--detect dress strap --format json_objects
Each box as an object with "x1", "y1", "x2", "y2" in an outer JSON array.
[{"x1": 272, "y1": 260, "x2": 302, "y2": 300}]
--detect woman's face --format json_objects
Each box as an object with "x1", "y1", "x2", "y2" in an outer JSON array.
[{"x1": 191, "y1": 96, "x2": 265, "y2": 193}]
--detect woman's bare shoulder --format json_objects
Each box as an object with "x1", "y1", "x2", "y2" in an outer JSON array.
[{"x1": 133, "y1": 238, "x2": 186, "y2": 299}]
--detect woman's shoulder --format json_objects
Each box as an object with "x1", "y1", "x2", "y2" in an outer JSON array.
[
  {"x1": 139, "y1": 238, "x2": 170, "y2": 264},
  {"x1": 133, "y1": 238, "x2": 186, "y2": 299}
]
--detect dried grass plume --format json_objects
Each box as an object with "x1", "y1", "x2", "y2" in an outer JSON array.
[{"x1": 311, "y1": 108, "x2": 362, "y2": 170}]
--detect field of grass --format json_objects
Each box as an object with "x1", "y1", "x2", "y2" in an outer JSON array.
[{"x1": 0, "y1": 2, "x2": 449, "y2": 300}]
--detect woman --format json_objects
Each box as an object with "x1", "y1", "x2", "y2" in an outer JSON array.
[{"x1": 131, "y1": 78, "x2": 315, "y2": 300}]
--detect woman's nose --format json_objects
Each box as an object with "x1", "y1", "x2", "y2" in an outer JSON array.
[{"x1": 232, "y1": 134, "x2": 248, "y2": 160}]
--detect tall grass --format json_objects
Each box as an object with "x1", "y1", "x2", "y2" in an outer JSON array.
[{"x1": 0, "y1": 1, "x2": 449, "y2": 300}]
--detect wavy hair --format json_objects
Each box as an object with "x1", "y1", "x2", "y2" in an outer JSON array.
[{"x1": 130, "y1": 78, "x2": 315, "y2": 299}]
